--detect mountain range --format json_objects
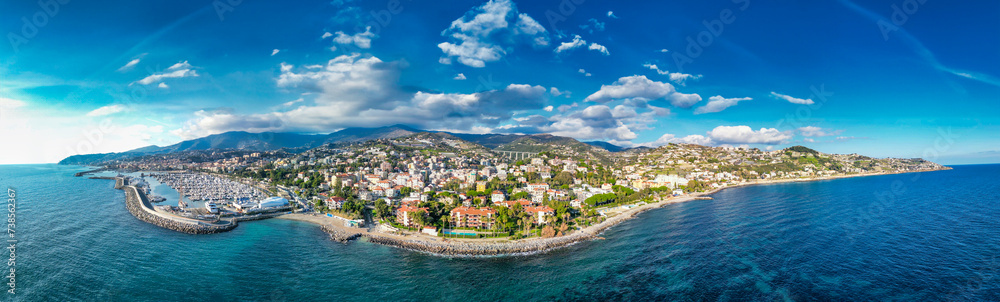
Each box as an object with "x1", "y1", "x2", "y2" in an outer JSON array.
[{"x1": 58, "y1": 125, "x2": 634, "y2": 165}]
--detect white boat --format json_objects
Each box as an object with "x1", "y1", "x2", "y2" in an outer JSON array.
[{"x1": 205, "y1": 201, "x2": 219, "y2": 214}]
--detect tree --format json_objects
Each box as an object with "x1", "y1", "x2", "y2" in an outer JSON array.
[
  {"x1": 684, "y1": 179, "x2": 706, "y2": 192},
  {"x1": 375, "y1": 200, "x2": 392, "y2": 220},
  {"x1": 541, "y1": 225, "x2": 556, "y2": 238},
  {"x1": 511, "y1": 191, "x2": 531, "y2": 200},
  {"x1": 552, "y1": 171, "x2": 575, "y2": 187},
  {"x1": 584, "y1": 193, "x2": 616, "y2": 207},
  {"x1": 413, "y1": 210, "x2": 429, "y2": 227}
]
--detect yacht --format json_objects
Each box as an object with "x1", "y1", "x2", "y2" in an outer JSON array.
[{"x1": 205, "y1": 201, "x2": 219, "y2": 214}]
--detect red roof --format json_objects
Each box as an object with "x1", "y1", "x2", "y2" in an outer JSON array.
[
  {"x1": 398, "y1": 205, "x2": 427, "y2": 213},
  {"x1": 524, "y1": 206, "x2": 555, "y2": 214},
  {"x1": 450, "y1": 206, "x2": 496, "y2": 216}
]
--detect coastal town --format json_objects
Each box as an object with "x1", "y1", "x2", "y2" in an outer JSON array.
[{"x1": 78, "y1": 131, "x2": 946, "y2": 254}]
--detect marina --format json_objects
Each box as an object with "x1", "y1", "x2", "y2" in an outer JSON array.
[{"x1": 150, "y1": 172, "x2": 268, "y2": 203}]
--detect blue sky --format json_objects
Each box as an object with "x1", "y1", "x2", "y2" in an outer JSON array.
[{"x1": 1, "y1": 0, "x2": 998, "y2": 165}]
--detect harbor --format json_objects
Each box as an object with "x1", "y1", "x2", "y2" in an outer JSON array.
[
  {"x1": 116, "y1": 176, "x2": 237, "y2": 234},
  {"x1": 82, "y1": 169, "x2": 294, "y2": 234}
]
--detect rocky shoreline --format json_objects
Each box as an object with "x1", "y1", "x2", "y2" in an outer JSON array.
[
  {"x1": 300, "y1": 168, "x2": 951, "y2": 257},
  {"x1": 351, "y1": 195, "x2": 677, "y2": 257}
]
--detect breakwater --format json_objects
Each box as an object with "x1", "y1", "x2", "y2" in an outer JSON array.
[
  {"x1": 74, "y1": 168, "x2": 107, "y2": 177},
  {"x1": 362, "y1": 232, "x2": 595, "y2": 256},
  {"x1": 117, "y1": 177, "x2": 238, "y2": 234},
  {"x1": 320, "y1": 224, "x2": 363, "y2": 242}
]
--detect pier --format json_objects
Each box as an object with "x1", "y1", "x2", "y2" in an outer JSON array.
[{"x1": 74, "y1": 168, "x2": 108, "y2": 177}]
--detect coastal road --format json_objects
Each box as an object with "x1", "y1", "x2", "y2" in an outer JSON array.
[{"x1": 277, "y1": 186, "x2": 313, "y2": 212}]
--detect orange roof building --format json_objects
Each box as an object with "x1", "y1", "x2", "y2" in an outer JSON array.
[{"x1": 449, "y1": 206, "x2": 497, "y2": 229}]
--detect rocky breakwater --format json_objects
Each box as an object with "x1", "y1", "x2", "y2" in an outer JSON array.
[
  {"x1": 320, "y1": 224, "x2": 363, "y2": 242},
  {"x1": 118, "y1": 177, "x2": 237, "y2": 234},
  {"x1": 357, "y1": 198, "x2": 690, "y2": 256},
  {"x1": 362, "y1": 231, "x2": 599, "y2": 257}
]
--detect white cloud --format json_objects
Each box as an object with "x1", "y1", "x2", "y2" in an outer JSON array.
[
  {"x1": 649, "y1": 133, "x2": 714, "y2": 147},
  {"x1": 134, "y1": 61, "x2": 198, "y2": 85},
  {"x1": 86, "y1": 104, "x2": 126, "y2": 117},
  {"x1": 501, "y1": 98, "x2": 669, "y2": 142},
  {"x1": 668, "y1": 72, "x2": 702, "y2": 85},
  {"x1": 554, "y1": 35, "x2": 609, "y2": 55},
  {"x1": 167, "y1": 61, "x2": 192, "y2": 70},
  {"x1": 454, "y1": 73, "x2": 467, "y2": 80},
  {"x1": 694, "y1": 96, "x2": 752, "y2": 114},
  {"x1": 438, "y1": 0, "x2": 548, "y2": 68},
  {"x1": 618, "y1": 133, "x2": 713, "y2": 148},
  {"x1": 549, "y1": 87, "x2": 569, "y2": 97},
  {"x1": 770, "y1": 92, "x2": 815, "y2": 105},
  {"x1": 798, "y1": 126, "x2": 842, "y2": 137},
  {"x1": 675, "y1": 134, "x2": 713, "y2": 145},
  {"x1": 707, "y1": 125, "x2": 792, "y2": 145},
  {"x1": 643, "y1": 63, "x2": 702, "y2": 85},
  {"x1": 158, "y1": 83, "x2": 169, "y2": 89},
  {"x1": 282, "y1": 98, "x2": 304, "y2": 107},
  {"x1": 557, "y1": 103, "x2": 578, "y2": 112},
  {"x1": 321, "y1": 32, "x2": 333, "y2": 39},
  {"x1": 177, "y1": 54, "x2": 551, "y2": 139},
  {"x1": 271, "y1": 49, "x2": 280, "y2": 56},
  {"x1": 334, "y1": 26, "x2": 377, "y2": 49},
  {"x1": 659, "y1": 48, "x2": 669, "y2": 53},
  {"x1": 172, "y1": 110, "x2": 284, "y2": 139},
  {"x1": 578, "y1": 68, "x2": 592, "y2": 77},
  {"x1": 584, "y1": 75, "x2": 702, "y2": 108},
  {"x1": 117, "y1": 58, "x2": 140, "y2": 72},
  {"x1": 643, "y1": 63, "x2": 668, "y2": 75},
  {"x1": 588, "y1": 43, "x2": 610, "y2": 55},
  {"x1": 554, "y1": 35, "x2": 587, "y2": 53},
  {"x1": 543, "y1": 105, "x2": 553, "y2": 112},
  {"x1": 542, "y1": 105, "x2": 638, "y2": 141}
]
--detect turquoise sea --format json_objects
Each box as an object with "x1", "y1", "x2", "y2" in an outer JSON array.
[{"x1": 2, "y1": 164, "x2": 999, "y2": 301}]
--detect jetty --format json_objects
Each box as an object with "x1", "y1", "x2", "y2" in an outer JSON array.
[{"x1": 74, "y1": 168, "x2": 108, "y2": 177}]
